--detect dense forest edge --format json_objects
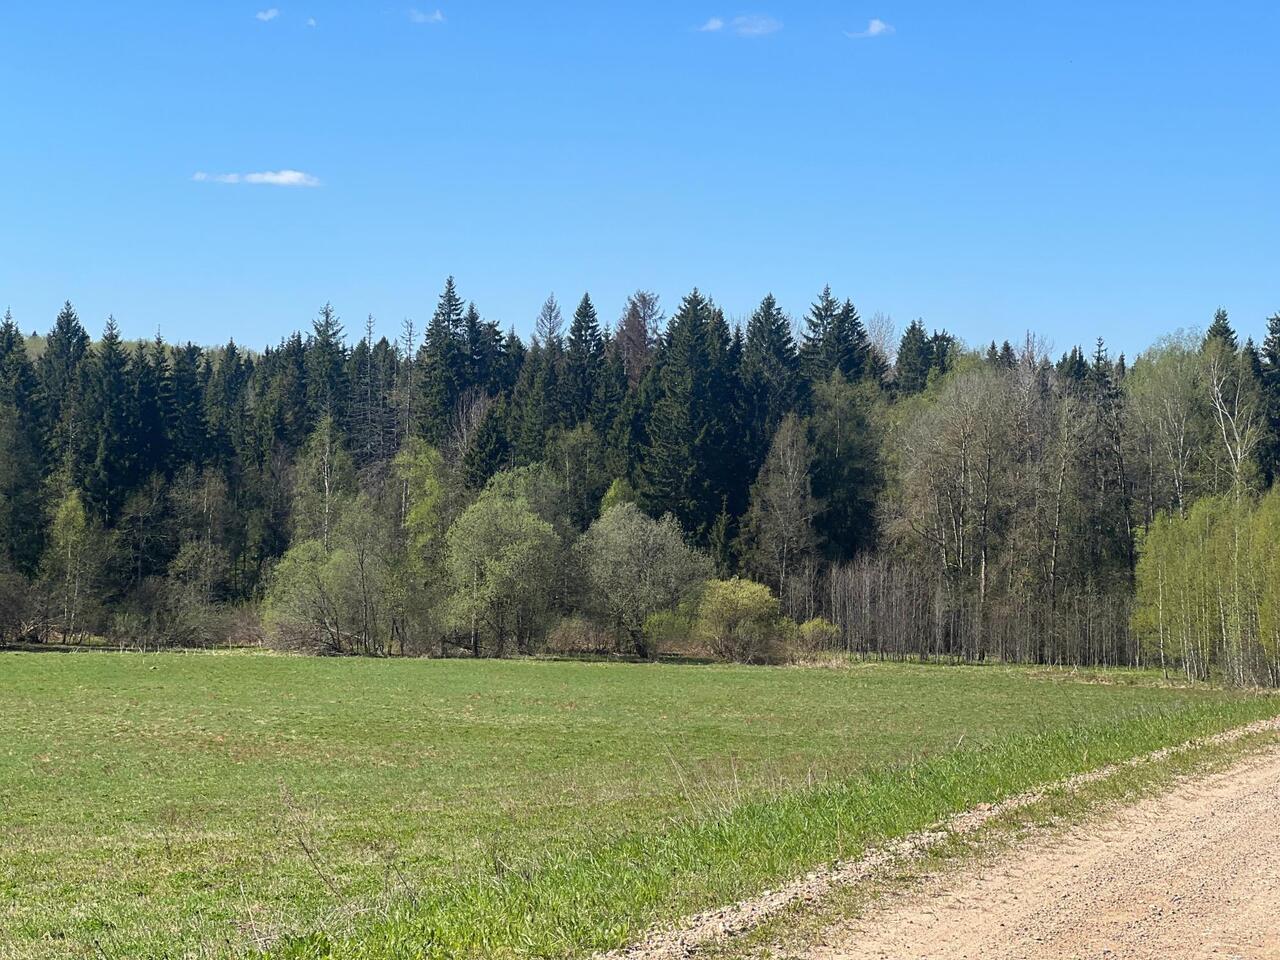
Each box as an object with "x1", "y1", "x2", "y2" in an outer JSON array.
[{"x1": 1, "y1": 284, "x2": 1278, "y2": 685}]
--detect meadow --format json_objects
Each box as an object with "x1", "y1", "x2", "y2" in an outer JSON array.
[{"x1": 0, "y1": 651, "x2": 1275, "y2": 959}]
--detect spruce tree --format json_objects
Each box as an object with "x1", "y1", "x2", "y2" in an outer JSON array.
[
  {"x1": 84, "y1": 316, "x2": 135, "y2": 520},
  {"x1": 565, "y1": 293, "x2": 603, "y2": 422},
  {"x1": 37, "y1": 301, "x2": 91, "y2": 471},
  {"x1": 0, "y1": 311, "x2": 44, "y2": 573},
  {"x1": 419, "y1": 278, "x2": 468, "y2": 443},
  {"x1": 1259, "y1": 313, "x2": 1280, "y2": 485},
  {"x1": 800, "y1": 286, "x2": 840, "y2": 382},
  {"x1": 637, "y1": 289, "x2": 742, "y2": 539},
  {"x1": 894, "y1": 319, "x2": 933, "y2": 394},
  {"x1": 169, "y1": 344, "x2": 207, "y2": 469},
  {"x1": 830, "y1": 298, "x2": 870, "y2": 382},
  {"x1": 739, "y1": 293, "x2": 799, "y2": 474},
  {"x1": 130, "y1": 338, "x2": 171, "y2": 480},
  {"x1": 305, "y1": 302, "x2": 349, "y2": 426},
  {"x1": 1204, "y1": 308, "x2": 1238, "y2": 352}
]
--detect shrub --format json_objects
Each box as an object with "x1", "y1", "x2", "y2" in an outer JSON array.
[
  {"x1": 797, "y1": 617, "x2": 841, "y2": 652},
  {"x1": 693, "y1": 578, "x2": 791, "y2": 664},
  {"x1": 641, "y1": 609, "x2": 696, "y2": 659},
  {"x1": 546, "y1": 616, "x2": 615, "y2": 655}
]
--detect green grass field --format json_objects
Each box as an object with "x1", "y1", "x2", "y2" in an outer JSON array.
[{"x1": 0, "y1": 651, "x2": 1275, "y2": 959}]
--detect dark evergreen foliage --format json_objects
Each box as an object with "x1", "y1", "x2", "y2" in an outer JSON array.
[{"x1": 4, "y1": 284, "x2": 1278, "y2": 669}]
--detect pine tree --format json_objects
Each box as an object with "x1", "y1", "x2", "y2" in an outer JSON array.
[
  {"x1": 130, "y1": 338, "x2": 171, "y2": 479},
  {"x1": 800, "y1": 285, "x2": 840, "y2": 382},
  {"x1": 305, "y1": 302, "x2": 349, "y2": 425},
  {"x1": 637, "y1": 289, "x2": 743, "y2": 539},
  {"x1": 462, "y1": 303, "x2": 503, "y2": 394},
  {"x1": 419, "y1": 278, "x2": 468, "y2": 442},
  {"x1": 37, "y1": 301, "x2": 91, "y2": 471},
  {"x1": 1204, "y1": 308, "x2": 1238, "y2": 352},
  {"x1": 740, "y1": 293, "x2": 799, "y2": 474},
  {"x1": 1057, "y1": 345, "x2": 1089, "y2": 382},
  {"x1": 0, "y1": 310, "x2": 44, "y2": 573},
  {"x1": 169, "y1": 343, "x2": 207, "y2": 469},
  {"x1": 534, "y1": 293, "x2": 563, "y2": 347},
  {"x1": 83, "y1": 316, "x2": 135, "y2": 520},
  {"x1": 830, "y1": 299, "x2": 870, "y2": 382},
  {"x1": 565, "y1": 293, "x2": 603, "y2": 422},
  {"x1": 811, "y1": 374, "x2": 881, "y2": 558},
  {"x1": 205, "y1": 341, "x2": 250, "y2": 465},
  {"x1": 1259, "y1": 313, "x2": 1280, "y2": 486},
  {"x1": 894, "y1": 319, "x2": 933, "y2": 394},
  {"x1": 463, "y1": 396, "x2": 513, "y2": 488}
]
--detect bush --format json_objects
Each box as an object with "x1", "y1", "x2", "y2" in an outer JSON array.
[
  {"x1": 693, "y1": 578, "x2": 792, "y2": 664},
  {"x1": 797, "y1": 617, "x2": 841, "y2": 652},
  {"x1": 641, "y1": 609, "x2": 695, "y2": 659},
  {"x1": 546, "y1": 616, "x2": 615, "y2": 655}
]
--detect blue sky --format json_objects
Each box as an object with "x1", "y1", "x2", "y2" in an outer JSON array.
[{"x1": 1, "y1": 2, "x2": 1277, "y2": 357}]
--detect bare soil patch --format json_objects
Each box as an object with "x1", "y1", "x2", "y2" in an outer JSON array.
[
  {"x1": 603, "y1": 717, "x2": 1280, "y2": 960},
  {"x1": 801, "y1": 738, "x2": 1280, "y2": 960}
]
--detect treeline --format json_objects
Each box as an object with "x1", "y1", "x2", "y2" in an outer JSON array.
[{"x1": 0, "y1": 284, "x2": 1277, "y2": 682}]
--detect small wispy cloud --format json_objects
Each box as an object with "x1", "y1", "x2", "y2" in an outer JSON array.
[
  {"x1": 698, "y1": 17, "x2": 724, "y2": 32},
  {"x1": 193, "y1": 170, "x2": 321, "y2": 187},
  {"x1": 730, "y1": 14, "x2": 781, "y2": 37},
  {"x1": 306, "y1": 16, "x2": 317, "y2": 27},
  {"x1": 255, "y1": 8, "x2": 280, "y2": 22},
  {"x1": 846, "y1": 18, "x2": 894, "y2": 39},
  {"x1": 408, "y1": 8, "x2": 445, "y2": 24}
]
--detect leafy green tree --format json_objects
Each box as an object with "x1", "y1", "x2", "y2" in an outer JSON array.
[
  {"x1": 444, "y1": 479, "x2": 559, "y2": 656},
  {"x1": 40, "y1": 485, "x2": 109, "y2": 642},
  {"x1": 292, "y1": 415, "x2": 356, "y2": 551},
  {"x1": 693, "y1": 577, "x2": 791, "y2": 664},
  {"x1": 266, "y1": 494, "x2": 403, "y2": 655},
  {"x1": 738, "y1": 413, "x2": 821, "y2": 600},
  {"x1": 599, "y1": 476, "x2": 638, "y2": 514},
  {"x1": 576, "y1": 502, "x2": 711, "y2": 656},
  {"x1": 545, "y1": 423, "x2": 609, "y2": 531}
]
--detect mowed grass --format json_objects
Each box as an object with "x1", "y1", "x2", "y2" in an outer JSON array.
[{"x1": 0, "y1": 653, "x2": 1275, "y2": 959}]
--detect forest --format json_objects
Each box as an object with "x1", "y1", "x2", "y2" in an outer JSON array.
[{"x1": 1, "y1": 282, "x2": 1278, "y2": 685}]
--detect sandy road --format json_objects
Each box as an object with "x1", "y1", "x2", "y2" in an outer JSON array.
[{"x1": 797, "y1": 744, "x2": 1280, "y2": 960}]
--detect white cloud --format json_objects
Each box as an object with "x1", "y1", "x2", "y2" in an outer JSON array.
[
  {"x1": 306, "y1": 16, "x2": 317, "y2": 27},
  {"x1": 408, "y1": 8, "x2": 445, "y2": 24},
  {"x1": 846, "y1": 18, "x2": 894, "y2": 39},
  {"x1": 255, "y1": 8, "x2": 280, "y2": 22},
  {"x1": 193, "y1": 170, "x2": 321, "y2": 187},
  {"x1": 698, "y1": 17, "x2": 724, "y2": 32},
  {"x1": 731, "y1": 14, "x2": 781, "y2": 37}
]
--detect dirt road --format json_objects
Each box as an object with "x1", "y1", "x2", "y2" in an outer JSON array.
[{"x1": 799, "y1": 744, "x2": 1280, "y2": 960}]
